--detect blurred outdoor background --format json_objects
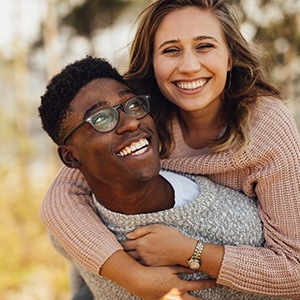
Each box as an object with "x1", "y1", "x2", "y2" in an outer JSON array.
[{"x1": 0, "y1": 0, "x2": 299, "y2": 299}]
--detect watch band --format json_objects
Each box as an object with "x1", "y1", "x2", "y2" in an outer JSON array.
[{"x1": 187, "y1": 239, "x2": 205, "y2": 269}]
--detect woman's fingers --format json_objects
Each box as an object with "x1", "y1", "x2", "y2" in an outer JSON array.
[
  {"x1": 159, "y1": 278, "x2": 217, "y2": 299},
  {"x1": 121, "y1": 239, "x2": 137, "y2": 251},
  {"x1": 187, "y1": 279, "x2": 217, "y2": 291},
  {"x1": 126, "y1": 224, "x2": 155, "y2": 239}
]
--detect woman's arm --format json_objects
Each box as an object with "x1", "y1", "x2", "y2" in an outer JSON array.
[
  {"x1": 217, "y1": 102, "x2": 300, "y2": 298},
  {"x1": 159, "y1": 99, "x2": 300, "y2": 298},
  {"x1": 40, "y1": 166, "x2": 123, "y2": 274},
  {"x1": 101, "y1": 249, "x2": 217, "y2": 299}
]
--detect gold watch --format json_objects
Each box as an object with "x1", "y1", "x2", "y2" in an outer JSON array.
[{"x1": 187, "y1": 240, "x2": 204, "y2": 269}]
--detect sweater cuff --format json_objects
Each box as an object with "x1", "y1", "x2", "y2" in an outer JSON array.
[
  {"x1": 217, "y1": 245, "x2": 239, "y2": 286},
  {"x1": 86, "y1": 235, "x2": 123, "y2": 275}
]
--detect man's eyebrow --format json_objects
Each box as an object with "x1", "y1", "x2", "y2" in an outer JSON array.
[
  {"x1": 157, "y1": 35, "x2": 218, "y2": 50},
  {"x1": 84, "y1": 101, "x2": 107, "y2": 119},
  {"x1": 84, "y1": 88, "x2": 134, "y2": 118},
  {"x1": 119, "y1": 88, "x2": 134, "y2": 97}
]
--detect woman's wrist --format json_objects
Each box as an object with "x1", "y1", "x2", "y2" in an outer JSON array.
[
  {"x1": 184, "y1": 241, "x2": 224, "y2": 278},
  {"x1": 174, "y1": 237, "x2": 199, "y2": 267},
  {"x1": 101, "y1": 250, "x2": 149, "y2": 295},
  {"x1": 187, "y1": 239, "x2": 205, "y2": 269},
  {"x1": 198, "y1": 244, "x2": 224, "y2": 278}
]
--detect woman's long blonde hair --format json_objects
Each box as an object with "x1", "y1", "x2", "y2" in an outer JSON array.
[{"x1": 124, "y1": 0, "x2": 280, "y2": 158}]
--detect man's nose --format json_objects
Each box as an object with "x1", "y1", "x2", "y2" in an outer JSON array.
[{"x1": 115, "y1": 109, "x2": 141, "y2": 134}]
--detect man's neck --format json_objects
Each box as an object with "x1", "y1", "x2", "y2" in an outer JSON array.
[{"x1": 90, "y1": 175, "x2": 174, "y2": 215}]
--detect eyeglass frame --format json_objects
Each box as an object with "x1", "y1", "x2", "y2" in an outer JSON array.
[{"x1": 61, "y1": 94, "x2": 151, "y2": 145}]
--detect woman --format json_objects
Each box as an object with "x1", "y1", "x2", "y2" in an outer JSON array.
[{"x1": 40, "y1": 0, "x2": 300, "y2": 298}]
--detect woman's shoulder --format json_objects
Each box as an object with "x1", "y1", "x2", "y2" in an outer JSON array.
[
  {"x1": 251, "y1": 96, "x2": 291, "y2": 123},
  {"x1": 249, "y1": 96, "x2": 298, "y2": 141},
  {"x1": 239, "y1": 96, "x2": 300, "y2": 165}
]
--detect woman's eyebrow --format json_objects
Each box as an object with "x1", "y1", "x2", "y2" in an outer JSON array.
[
  {"x1": 157, "y1": 35, "x2": 218, "y2": 50},
  {"x1": 194, "y1": 35, "x2": 218, "y2": 43},
  {"x1": 157, "y1": 39, "x2": 179, "y2": 50}
]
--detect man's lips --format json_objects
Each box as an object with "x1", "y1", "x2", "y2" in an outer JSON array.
[
  {"x1": 175, "y1": 79, "x2": 208, "y2": 90},
  {"x1": 117, "y1": 138, "x2": 149, "y2": 157}
]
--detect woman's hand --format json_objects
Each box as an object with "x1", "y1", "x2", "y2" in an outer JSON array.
[
  {"x1": 137, "y1": 265, "x2": 216, "y2": 300},
  {"x1": 122, "y1": 224, "x2": 196, "y2": 267},
  {"x1": 101, "y1": 249, "x2": 216, "y2": 300}
]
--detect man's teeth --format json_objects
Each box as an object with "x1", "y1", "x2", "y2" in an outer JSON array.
[
  {"x1": 117, "y1": 138, "x2": 149, "y2": 157},
  {"x1": 176, "y1": 79, "x2": 207, "y2": 90}
]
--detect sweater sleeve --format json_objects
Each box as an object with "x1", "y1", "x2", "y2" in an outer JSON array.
[
  {"x1": 40, "y1": 166, "x2": 123, "y2": 274},
  {"x1": 162, "y1": 99, "x2": 300, "y2": 298},
  {"x1": 217, "y1": 102, "x2": 300, "y2": 298}
]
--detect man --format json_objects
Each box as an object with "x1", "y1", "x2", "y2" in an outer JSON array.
[{"x1": 39, "y1": 56, "x2": 266, "y2": 300}]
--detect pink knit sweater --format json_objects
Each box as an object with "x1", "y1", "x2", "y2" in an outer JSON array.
[{"x1": 40, "y1": 96, "x2": 300, "y2": 298}]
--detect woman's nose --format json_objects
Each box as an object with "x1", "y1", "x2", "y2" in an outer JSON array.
[{"x1": 178, "y1": 50, "x2": 201, "y2": 74}]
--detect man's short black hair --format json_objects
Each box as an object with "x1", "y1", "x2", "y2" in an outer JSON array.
[{"x1": 39, "y1": 55, "x2": 125, "y2": 145}]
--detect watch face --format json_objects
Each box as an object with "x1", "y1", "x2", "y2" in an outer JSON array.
[{"x1": 189, "y1": 259, "x2": 200, "y2": 270}]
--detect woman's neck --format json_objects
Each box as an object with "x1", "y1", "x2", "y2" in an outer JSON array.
[{"x1": 178, "y1": 108, "x2": 225, "y2": 149}]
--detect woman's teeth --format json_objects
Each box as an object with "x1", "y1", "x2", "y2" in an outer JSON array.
[
  {"x1": 176, "y1": 79, "x2": 207, "y2": 90},
  {"x1": 117, "y1": 138, "x2": 149, "y2": 157}
]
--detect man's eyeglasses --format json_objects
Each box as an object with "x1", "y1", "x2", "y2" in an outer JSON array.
[{"x1": 62, "y1": 95, "x2": 151, "y2": 145}]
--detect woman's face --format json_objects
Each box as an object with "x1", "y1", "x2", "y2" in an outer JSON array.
[{"x1": 153, "y1": 6, "x2": 232, "y2": 115}]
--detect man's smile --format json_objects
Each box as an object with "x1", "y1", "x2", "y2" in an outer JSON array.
[{"x1": 117, "y1": 138, "x2": 149, "y2": 157}]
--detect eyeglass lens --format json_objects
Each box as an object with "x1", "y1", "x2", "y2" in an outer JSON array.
[{"x1": 89, "y1": 95, "x2": 150, "y2": 133}]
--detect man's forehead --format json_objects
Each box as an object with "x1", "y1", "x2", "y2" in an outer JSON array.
[
  {"x1": 74, "y1": 78, "x2": 131, "y2": 101},
  {"x1": 71, "y1": 80, "x2": 135, "y2": 119},
  {"x1": 79, "y1": 78, "x2": 132, "y2": 96}
]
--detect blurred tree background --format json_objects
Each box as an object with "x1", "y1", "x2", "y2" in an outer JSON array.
[{"x1": 0, "y1": 0, "x2": 299, "y2": 299}]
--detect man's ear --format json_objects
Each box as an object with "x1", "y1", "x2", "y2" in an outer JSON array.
[{"x1": 58, "y1": 146, "x2": 82, "y2": 169}]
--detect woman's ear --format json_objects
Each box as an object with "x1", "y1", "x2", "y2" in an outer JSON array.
[
  {"x1": 57, "y1": 146, "x2": 82, "y2": 169},
  {"x1": 227, "y1": 55, "x2": 233, "y2": 72}
]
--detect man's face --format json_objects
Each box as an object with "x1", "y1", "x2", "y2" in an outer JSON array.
[{"x1": 62, "y1": 78, "x2": 161, "y2": 188}]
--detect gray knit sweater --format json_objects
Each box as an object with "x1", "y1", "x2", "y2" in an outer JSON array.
[{"x1": 53, "y1": 174, "x2": 285, "y2": 299}]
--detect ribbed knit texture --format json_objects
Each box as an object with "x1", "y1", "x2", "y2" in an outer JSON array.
[{"x1": 40, "y1": 96, "x2": 300, "y2": 298}]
